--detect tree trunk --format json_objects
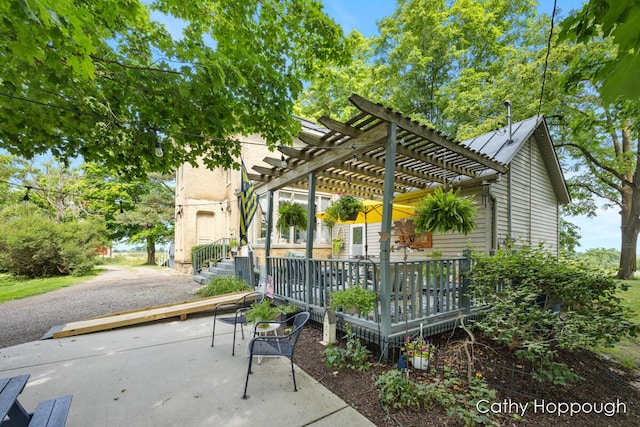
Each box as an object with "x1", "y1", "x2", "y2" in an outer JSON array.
[
  {"x1": 617, "y1": 184, "x2": 640, "y2": 279},
  {"x1": 618, "y1": 229, "x2": 637, "y2": 279},
  {"x1": 146, "y1": 239, "x2": 156, "y2": 265}
]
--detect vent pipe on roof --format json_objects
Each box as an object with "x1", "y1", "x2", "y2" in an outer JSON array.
[{"x1": 504, "y1": 100, "x2": 513, "y2": 144}]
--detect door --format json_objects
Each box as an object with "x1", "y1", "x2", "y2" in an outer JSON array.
[{"x1": 350, "y1": 225, "x2": 364, "y2": 257}]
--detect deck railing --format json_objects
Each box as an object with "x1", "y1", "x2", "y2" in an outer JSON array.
[{"x1": 266, "y1": 254, "x2": 472, "y2": 336}]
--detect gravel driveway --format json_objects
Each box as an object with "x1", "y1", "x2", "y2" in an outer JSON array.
[{"x1": 0, "y1": 266, "x2": 202, "y2": 349}]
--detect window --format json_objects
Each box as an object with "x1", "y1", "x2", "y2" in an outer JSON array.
[{"x1": 273, "y1": 191, "x2": 332, "y2": 245}]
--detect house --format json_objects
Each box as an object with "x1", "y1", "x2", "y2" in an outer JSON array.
[
  {"x1": 174, "y1": 94, "x2": 569, "y2": 354},
  {"x1": 173, "y1": 118, "x2": 335, "y2": 273}
]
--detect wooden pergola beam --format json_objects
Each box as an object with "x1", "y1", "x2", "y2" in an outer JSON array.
[
  {"x1": 318, "y1": 116, "x2": 362, "y2": 137},
  {"x1": 252, "y1": 165, "x2": 284, "y2": 177},
  {"x1": 278, "y1": 146, "x2": 313, "y2": 160},
  {"x1": 349, "y1": 94, "x2": 508, "y2": 173},
  {"x1": 264, "y1": 123, "x2": 388, "y2": 192}
]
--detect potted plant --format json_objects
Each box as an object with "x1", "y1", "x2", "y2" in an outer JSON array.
[
  {"x1": 228, "y1": 239, "x2": 240, "y2": 257},
  {"x1": 414, "y1": 188, "x2": 477, "y2": 235},
  {"x1": 403, "y1": 336, "x2": 436, "y2": 370},
  {"x1": 331, "y1": 237, "x2": 344, "y2": 257},
  {"x1": 276, "y1": 201, "x2": 307, "y2": 231},
  {"x1": 323, "y1": 195, "x2": 365, "y2": 223},
  {"x1": 279, "y1": 303, "x2": 302, "y2": 326},
  {"x1": 329, "y1": 284, "x2": 377, "y2": 316},
  {"x1": 245, "y1": 299, "x2": 281, "y2": 328}
]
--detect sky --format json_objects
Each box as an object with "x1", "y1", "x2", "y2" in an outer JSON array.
[{"x1": 319, "y1": 0, "x2": 618, "y2": 252}]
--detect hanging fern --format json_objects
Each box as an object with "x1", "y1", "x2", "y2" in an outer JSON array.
[
  {"x1": 276, "y1": 201, "x2": 308, "y2": 231},
  {"x1": 414, "y1": 188, "x2": 477, "y2": 235}
]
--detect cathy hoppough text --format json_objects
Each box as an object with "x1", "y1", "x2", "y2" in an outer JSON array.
[{"x1": 476, "y1": 399, "x2": 627, "y2": 418}]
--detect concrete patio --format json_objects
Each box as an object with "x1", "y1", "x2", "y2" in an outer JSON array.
[{"x1": 0, "y1": 315, "x2": 375, "y2": 426}]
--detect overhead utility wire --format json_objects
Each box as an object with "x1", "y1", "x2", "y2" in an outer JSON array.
[
  {"x1": 537, "y1": 0, "x2": 557, "y2": 118},
  {"x1": 0, "y1": 178, "x2": 243, "y2": 209}
]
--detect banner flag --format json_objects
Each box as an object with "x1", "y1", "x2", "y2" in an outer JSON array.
[{"x1": 239, "y1": 161, "x2": 258, "y2": 246}]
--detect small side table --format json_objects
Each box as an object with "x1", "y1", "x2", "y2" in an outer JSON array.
[{"x1": 245, "y1": 322, "x2": 280, "y2": 363}]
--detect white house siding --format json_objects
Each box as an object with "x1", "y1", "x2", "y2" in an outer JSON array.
[
  {"x1": 429, "y1": 187, "x2": 489, "y2": 257},
  {"x1": 505, "y1": 136, "x2": 559, "y2": 253},
  {"x1": 335, "y1": 187, "x2": 493, "y2": 261}
]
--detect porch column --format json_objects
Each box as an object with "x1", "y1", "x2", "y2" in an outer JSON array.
[
  {"x1": 305, "y1": 172, "x2": 317, "y2": 309},
  {"x1": 265, "y1": 190, "x2": 274, "y2": 277},
  {"x1": 379, "y1": 122, "x2": 397, "y2": 348}
]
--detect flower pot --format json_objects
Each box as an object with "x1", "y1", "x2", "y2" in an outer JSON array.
[
  {"x1": 256, "y1": 319, "x2": 271, "y2": 329},
  {"x1": 346, "y1": 305, "x2": 359, "y2": 315},
  {"x1": 346, "y1": 212, "x2": 359, "y2": 221},
  {"x1": 412, "y1": 355, "x2": 430, "y2": 370}
]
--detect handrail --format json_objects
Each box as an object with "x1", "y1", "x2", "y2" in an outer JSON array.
[
  {"x1": 266, "y1": 255, "x2": 471, "y2": 327},
  {"x1": 192, "y1": 238, "x2": 233, "y2": 274}
]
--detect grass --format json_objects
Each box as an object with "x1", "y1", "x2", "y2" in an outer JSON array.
[
  {"x1": 99, "y1": 252, "x2": 148, "y2": 266},
  {"x1": 0, "y1": 271, "x2": 101, "y2": 303},
  {"x1": 596, "y1": 278, "x2": 640, "y2": 369}
]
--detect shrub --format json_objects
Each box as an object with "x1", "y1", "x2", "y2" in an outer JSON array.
[
  {"x1": 0, "y1": 207, "x2": 107, "y2": 277},
  {"x1": 194, "y1": 276, "x2": 251, "y2": 297},
  {"x1": 375, "y1": 368, "x2": 500, "y2": 426},
  {"x1": 469, "y1": 244, "x2": 639, "y2": 384},
  {"x1": 324, "y1": 323, "x2": 372, "y2": 372},
  {"x1": 376, "y1": 370, "x2": 428, "y2": 409}
]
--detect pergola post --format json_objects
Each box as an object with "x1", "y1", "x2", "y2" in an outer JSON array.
[
  {"x1": 379, "y1": 122, "x2": 397, "y2": 351},
  {"x1": 265, "y1": 190, "x2": 274, "y2": 277},
  {"x1": 305, "y1": 172, "x2": 317, "y2": 309}
]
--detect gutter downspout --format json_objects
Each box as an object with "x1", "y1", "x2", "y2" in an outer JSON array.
[
  {"x1": 489, "y1": 189, "x2": 498, "y2": 251},
  {"x1": 505, "y1": 100, "x2": 513, "y2": 242}
]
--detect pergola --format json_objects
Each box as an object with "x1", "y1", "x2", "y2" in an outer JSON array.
[{"x1": 248, "y1": 94, "x2": 508, "y2": 340}]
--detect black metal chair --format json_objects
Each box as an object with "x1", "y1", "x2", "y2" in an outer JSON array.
[
  {"x1": 242, "y1": 311, "x2": 310, "y2": 399},
  {"x1": 211, "y1": 291, "x2": 264, "y2": 355}
]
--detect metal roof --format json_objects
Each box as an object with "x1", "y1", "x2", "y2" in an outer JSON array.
[{"x1": 461, "y1": 115, "x2": 570, "y2": 204}]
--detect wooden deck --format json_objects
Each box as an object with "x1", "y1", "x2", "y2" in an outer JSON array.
[{"x1": 48, "y1": 292, "x2": 254, "y2": 339}]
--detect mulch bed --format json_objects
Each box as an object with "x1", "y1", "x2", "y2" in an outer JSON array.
[{"x1": 294, "y1": 323, "x2": 640, "y2": 426}]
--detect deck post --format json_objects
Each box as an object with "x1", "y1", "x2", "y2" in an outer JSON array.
[
  {"x1": 265, "y1": 190, "x2": 274, "y2": 278},
  {"x1": 379, "y1": 122, "x2": 397, "y2": 356},
  {"x1": 460, "y1": 249, "x2": 472, "y2": 312},
  {"x1": 305, "y1": 172, "x2": 317, "y2": 309}
]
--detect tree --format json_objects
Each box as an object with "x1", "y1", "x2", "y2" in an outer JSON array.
[
  {"x1": 78, "y1": 165, "x2": 175, "y2": 265},
  {"x1": 10, "y1": 159, "x2": 174, "y2": 265},
  {"x1": 294, "y1": 30, "x2": 377, "y2": 121},
  {"x1": 553, "y1": 35, "x2": 640, "y2": 279},
  {"x1": 559, "y1": 0, "x2": 640, "y2": 105},
  {"x1": 0, "y1": 0, "x2": 351, "y2": 177}
]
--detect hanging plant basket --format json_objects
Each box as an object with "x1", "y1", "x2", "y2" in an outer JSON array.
[
  {"x1": 323, "y1": 195, "x2": 365, "y2": 224},
  {"x1": 414, "y1": 188, "x2": 477, "y2": 235},
  {"x1": 276, "y1": 201, "x2": 307, "y2": 231}
]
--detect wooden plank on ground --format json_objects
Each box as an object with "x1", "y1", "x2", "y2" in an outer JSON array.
[{"x1": 52, "y1": 292, "x2": 255, "y2": 339}]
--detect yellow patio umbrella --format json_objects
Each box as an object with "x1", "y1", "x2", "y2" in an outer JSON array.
[
  {"x1": 317, "y1": 199, "x2": 416, "y2": 257},
  {"x1": 316, "y1": 199, "x2": 416, "y2": 224}
]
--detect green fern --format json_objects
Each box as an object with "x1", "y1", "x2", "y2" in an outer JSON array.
[{"x1": 414, "y1": 188, "x2": 476, "y2": 235}]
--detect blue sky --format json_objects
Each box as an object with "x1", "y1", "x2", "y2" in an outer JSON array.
[{"x1": 320, "y1": 0, "x2": 619, "y2": 252}]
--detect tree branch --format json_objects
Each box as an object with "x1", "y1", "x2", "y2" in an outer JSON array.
[
  {"x1": 557, "y1": 142, "x2": 628, "y2": 186},
  {"x1": 90, "y1": 55, "x2": 182, "y2": 75}
]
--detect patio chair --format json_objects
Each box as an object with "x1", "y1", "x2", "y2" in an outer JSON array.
[
  {"x1": 211, "y1": 291, "x2": 264, "y2": 355},
  {"x1": 242, "y1": 311, "x2": 310, "y2": 399}
]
